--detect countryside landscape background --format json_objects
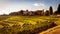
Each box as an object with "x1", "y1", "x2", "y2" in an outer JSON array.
[{"x1": 0, "y1": 0, "x2": 60, "y2": 34}]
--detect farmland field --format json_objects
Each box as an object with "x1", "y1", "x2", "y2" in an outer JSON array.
[{"x1": 0, "y1": 16, "x2": 60, "y2": 34}]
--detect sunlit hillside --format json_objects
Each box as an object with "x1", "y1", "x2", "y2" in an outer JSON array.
[{"x1": 0, "y1": 16, "x2": 60, "y2": 34}]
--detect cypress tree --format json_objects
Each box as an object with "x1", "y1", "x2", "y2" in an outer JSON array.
[
  {"x1": 57, "y1": 4, "x2": 60, "y2": 14},
  {"x1": 49, "y1": 6, "x2": 53, "y2": 15}
]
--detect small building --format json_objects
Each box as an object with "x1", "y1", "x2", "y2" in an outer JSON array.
[
  {"x1": 23, "y1": 10, "x2": 28, "y2": 15},
  {"x1": 35, "y1": 10, "x2": 44, "y2": 16},
  {"x1": 45, "y1": 10, "x2": 50, "y2": 16},
  {"x1": 28, "y1": 11, "x2": 35, "y2": 16}
]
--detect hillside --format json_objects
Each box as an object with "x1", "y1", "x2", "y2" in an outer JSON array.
[
  {"x1": 39, "y1": 25, "x2": 60, "y2": 34},
  {"x1": 0, "y1": 16, "x2": 59, "y2": 34}
]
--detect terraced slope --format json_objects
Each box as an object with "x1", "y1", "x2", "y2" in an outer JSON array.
[
  {"x1": 0, "y1": 16, "x2": 49, "y2": 26},
  {"x1": 0, "y1": 16, "x2": 58, "y2": 34}
]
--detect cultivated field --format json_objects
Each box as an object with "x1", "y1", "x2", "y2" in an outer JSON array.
[{"x1": 0, "y1": 16, "x2": 60, "y2": 34}]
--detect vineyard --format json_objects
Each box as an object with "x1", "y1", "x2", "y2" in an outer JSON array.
[{"x1": 0, "y1": 16, "x2": 60, "y2": 34}]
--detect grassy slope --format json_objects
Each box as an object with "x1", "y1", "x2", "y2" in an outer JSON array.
[
  {"x1": 39, "y1": 16, "x2": 60, "y2": 34},
  {"x1": 0, "y1": 16, "x2": 59, "y2": 28},
  {"x1": 39, "y1": 25, "x2": 60, "y2": 34},
  {"x1": 0, "y1": 16, "x2": 60, "y2": 34},
  {"x1": 0, "y1": 16, "x2": 50, "y2": 26}
]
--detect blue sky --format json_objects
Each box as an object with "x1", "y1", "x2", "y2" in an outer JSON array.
[{"x1": 0, "y1": 0, "x2": 60, "y2": 14}]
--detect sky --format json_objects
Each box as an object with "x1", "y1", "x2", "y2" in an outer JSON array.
[{"x1": 0, "y1": 0, "x2": 60, "y2": 14}]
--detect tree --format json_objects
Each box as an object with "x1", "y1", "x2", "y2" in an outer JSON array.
[
  {"x1": 57, "y1": 4, "x2": 60, "y2": 14},
  {"x1": 49, "y1": 6, "x2": 53, "y2": 15},
  {"x1": 9, "y1": 12, "x2": 18, "y2": 16},
  {"x1": 54, "y1": 11, "x2": 58, "y2": 15},
  {"x1": 20, "y1": 10, "x2": 24, "y2": 15}
]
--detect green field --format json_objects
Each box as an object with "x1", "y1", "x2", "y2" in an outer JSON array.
[{"x1": 0, "y1": 16, "x2": 60, "y2": 34}]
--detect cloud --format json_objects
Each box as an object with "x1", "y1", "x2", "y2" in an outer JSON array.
[
  {"x1": 33, "y1": 3, "x2": 39, "y2": 7},
  {"x1": 33, "y1": 3, "x2": 45, "y2": 7}
]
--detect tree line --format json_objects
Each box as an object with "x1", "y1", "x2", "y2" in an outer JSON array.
[{"x1": 1, "y1": 4, "x2": 60, "y2": 16}]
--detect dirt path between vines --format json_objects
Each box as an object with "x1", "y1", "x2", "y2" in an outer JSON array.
[{"x1": 39, "y1": 25, "x2": 60, "y2": 34}]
